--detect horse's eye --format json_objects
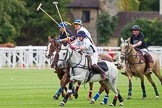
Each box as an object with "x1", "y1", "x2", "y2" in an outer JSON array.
[{"x1": 63, "y1": 53, "x2": 66, "y2": 55}]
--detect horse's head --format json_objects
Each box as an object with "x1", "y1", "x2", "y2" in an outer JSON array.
[
  {"x1": 120, "y1": 38, "x2": 132, "y2": 61},
  {"x1": 45, "y1": 37, "x2": 61, "y2": 58},
  {"x1": 57, "y1": 45, "x2": 71, "y2": 68}
]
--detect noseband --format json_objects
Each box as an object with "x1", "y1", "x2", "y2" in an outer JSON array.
[{"x1": 58, "y1": 48, "x2": 73, "y2": 65}]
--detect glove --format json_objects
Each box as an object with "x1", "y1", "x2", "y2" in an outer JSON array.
[
  {"x1": 70, "y1": 45, "x2": 75, "y2": 50},
  {"x1": 56, "y1": 39, "x2": 62, "y2": 43}
]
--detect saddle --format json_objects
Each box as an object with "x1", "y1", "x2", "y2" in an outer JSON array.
[
  {"x1": 86, "y1": 55, "x2": 108, "y2": 73},
  {"x1": 136, "y1": 50, "x2": 146, "y2": 62}
]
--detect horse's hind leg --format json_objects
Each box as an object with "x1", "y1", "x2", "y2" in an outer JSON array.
[
  {"x1": 59, "y1": 80, "x2": 74, "y2": 106},
  {"x1": 153, "y1": 64, "x2": 162, "y2": 85},
  {"x1": 108, "y1": 79, "x2": 118, "y2": 106},
  {"x1": 53, "y1": 72, "x2": 70, "y2": 100},
  {"x1": 87, "y1": 82, "x2": 93, "y2": 100},
  {"x1": 146, "y1": 75, "x2": 159, "y2": 98},
  {"x1": 90, "y1": 81, "x2": 106, "y2": 104},
  {"x1": 117, "y1": 89, "x2": 124, "y2": 106},
  {"x1": 100, "y1": 86, "x2": 109, "y2": 105}
]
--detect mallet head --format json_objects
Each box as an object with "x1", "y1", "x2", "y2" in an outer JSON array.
[
  {"x1": 37, "y1": 3, "x2": 42, "y2": 11},
  {"x1": 53, "y1": 2, "x2": 58, "y2": 5}
]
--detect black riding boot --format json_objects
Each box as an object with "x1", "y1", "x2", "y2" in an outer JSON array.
[{"x1": 92, "y1": 64, "x2": 106, "y2": 80}]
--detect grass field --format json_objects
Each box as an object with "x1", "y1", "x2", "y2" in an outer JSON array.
[{"x1": 0, "y1": 68, "x2": 162, "y2": 108}]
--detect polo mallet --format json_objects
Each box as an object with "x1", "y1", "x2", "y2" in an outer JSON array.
[
  {"x1": 53, "y1": 2, "x2": 69, "y2": 37},
  {"x1": 64, "y1": 21, "x2": 72, "y2": 25},
  {"x1": 37, "y1": 3, "x2": 69, "y2": 35}
]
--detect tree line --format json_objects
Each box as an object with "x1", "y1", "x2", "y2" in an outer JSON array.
[{"x1": 0, "y1": 0, "x2": 160, "y2": 46}]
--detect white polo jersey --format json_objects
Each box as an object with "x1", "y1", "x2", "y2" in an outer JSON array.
[{"x1": 72, "y1": 38, "x2": 98, "y2": 64}]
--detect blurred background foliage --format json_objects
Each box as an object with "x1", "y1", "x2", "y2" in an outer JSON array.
[
  {"x1": 120, "y1": 18, "x2": 162, "y2": 46},
  {"x1": 0, "y1": 0, "x2": 160, "y2": 46}
]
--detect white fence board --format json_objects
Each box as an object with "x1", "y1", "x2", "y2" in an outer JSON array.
[{"x1": 0, "y1": 46, "x2": 162, "y2": 68}]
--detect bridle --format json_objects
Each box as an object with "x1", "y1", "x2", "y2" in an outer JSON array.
[
  {"x1": 58, "y1": 46, "x2": 88, "y2": 69},
  {"x1": 121, "y1": 42, "x2": 133, "y2": 60},
  {"x1": 121, "y1": 42, "x2": 144, "y2": 65}
]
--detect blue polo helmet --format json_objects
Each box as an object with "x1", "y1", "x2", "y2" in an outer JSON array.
[
  {"x1": 77, "y1": 31, "x2": 87, "y2": 37},
  {"x1": 73, "y1": 19, "x2": 82, "y2": 25},
  {"x1": 58, "y1": 22, "x2": 67, "y2": 28}
]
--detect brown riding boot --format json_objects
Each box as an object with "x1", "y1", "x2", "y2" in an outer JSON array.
[
  {"x1": 145, "y1": 62, "x2": 153, "y2": 75},
  {"x1": 92, "y1": 64, "x2": 106, "y2": 80}
]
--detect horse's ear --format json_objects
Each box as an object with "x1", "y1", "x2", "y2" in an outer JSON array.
[
  {"x1": 48, "y1": 36, "x2": 51, "y2": 40},
  {"x1": 120, "y1": 37, "x2": 124, "y2": 43}
]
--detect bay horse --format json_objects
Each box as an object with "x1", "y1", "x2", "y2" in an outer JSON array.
[
  {"x1": 57, "y1": 44, "x2": 124, "y2": 106},
  {"x1": 120, "y1": 38, "x2": 162, "y2": 99},
  {"x1": 0, "y1": 42, "x2": 15, "y2": 48},
  {"x1": 45, "y1": 36, "x2": 93, "y2": 100}
]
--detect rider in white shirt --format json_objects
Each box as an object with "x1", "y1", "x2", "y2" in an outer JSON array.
[
  {"x1": 71, "y1": 31, "x2": 106, "y2": 80},
  {"x1": 73, "y1": 19, "x2": 94, "y2": 44}
]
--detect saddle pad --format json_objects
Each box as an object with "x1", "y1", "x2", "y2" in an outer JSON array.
[
  {"x1": 136, "y1": 50, "x2": 146, "y2": 62},
  {"x1": 97, "y1": 61, "x2": 108, "y2": 71}
]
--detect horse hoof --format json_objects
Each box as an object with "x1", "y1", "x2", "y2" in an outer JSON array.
[
  {"x1": 59, "y1": 102, "x2": 65, "y2": 106},
  {"x1": 142, "y1": 97, "x2": 146, "y2": 99},
  {"x1": 119, "y1": 102, "x2": 124, "y2": 106},
  {"x1": 100, "y1": 101, "x2": 106, "y2": 105},
  {"x1": 90, "y1": 99, "x2": 95, "y2": 104},
  {"x1": 155, "y1": 96, "x2": 159, "y2": 99},
  {"x1": 87, "y1": 97, "x2": 91, "y2": 100},
  {"x1": 53, "y1": 95, "x2": 58, "y2": 100},
  {"x1": 73, "y1": 92, "x2": 78, "y2": 99},
  {"x1": 127, "y1": 96, "x2": 132, "y2": 99},
  {"x1": 109, "y1": 103, "x2": 114, "y2": 106}
]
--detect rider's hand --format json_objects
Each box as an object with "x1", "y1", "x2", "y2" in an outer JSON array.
[{"x1": 70, "y1": 45, "x2": 75, "y2": 50}]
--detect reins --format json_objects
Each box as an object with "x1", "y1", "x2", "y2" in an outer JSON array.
[{"x1": 122, "y1": 42, "x2": 145, "y2": 65}]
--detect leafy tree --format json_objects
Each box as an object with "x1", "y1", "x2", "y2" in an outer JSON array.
[
  {"x1": 120, "y1": 18, "x2": 162, "y2": 46},
  {"x1": 139, "y1": 0, "x2": 159, "y2": 11},
  {"x1": 116, "y1": 0, "x2": 140, "y2": 11},
  {"x1": 0, "y1": 0, "x2": 29, "y2": 43},
  {"x1": 97, "y1": 12, "x2": 117, "y2": 45},
  {"x1": 17, "y1": 0, "x2": 71, "y2": 45}
]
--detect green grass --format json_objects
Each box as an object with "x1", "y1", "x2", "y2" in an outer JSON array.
[{"x1": 0, "y1": 69, "x2": 162, "y2": 108}]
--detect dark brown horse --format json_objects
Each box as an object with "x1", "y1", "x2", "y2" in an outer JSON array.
[
  {"x1": 45, "y1": 36, "x2": 93, "y2": 100},
  {"x1": 120, "y1": 38, "x2": 162, "y2": 99}
]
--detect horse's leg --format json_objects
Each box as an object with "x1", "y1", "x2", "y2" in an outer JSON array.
[
  {"x1": 146, "y1": 75, "x2": 159, "y2": 98},
  {"x1": 107, "y1": 77, "x2": 118, "y2": 106},
  {"x1": 53, "y1": 71, "x2": 69, "y2": 100},
  {"x1": 127, "y1": 76, "x2": 132, "y2": 99},
  {"x1": 87, "y1": 82, "x2": 93, "y2": 100},
  {"x1": 140, "y1": 76, "x2": 147, "y2": 99},
  {"x1": 153, "y1": 65, "x2": 162, "y2": 85},
  {"x1": 100, "y1": 85, "x2": 109, "y2": 105},
  {"x1": 59, "y1": 80, "x2": 74, "y2": 106},
  {"x1": 117, "y1": 89, "x2": 124, "y2": 106},
  {"x1": 72, "y1": 82, "x2": 81, "y2": 99},
  {"x1": 90, "y1": 81, "x2": 105, "y2": 104}
]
